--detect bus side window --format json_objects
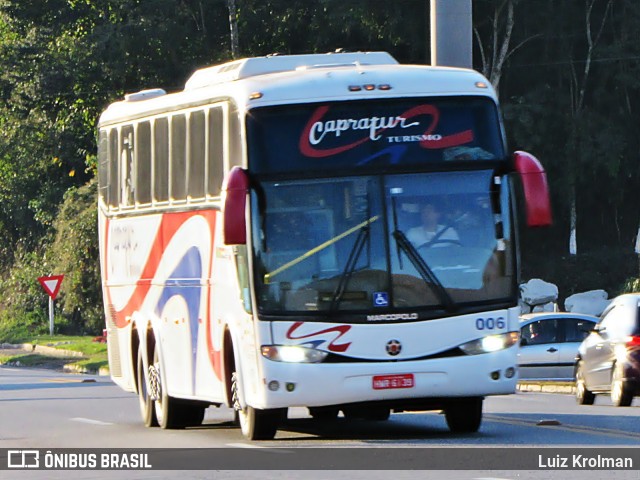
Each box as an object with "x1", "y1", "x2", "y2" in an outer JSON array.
[
  {"x1": 234, "y1": 245, "x2": 252, "y2": 313},
  {"x1": 136, "y1": 121, "x2": 152, "y2": 205},
  {"x1": 120, "y1": 126, "x2": 134, "y2": 207},
  {"x1": 188, "y1": 110, "x2": 206, "y2": 200},
  {"x1": 153, "y1": 117, "x2": 169, "y2": 203},
  {"x1": 228, "y1": 107, "x2": 242, "y2": 169},
  {"x1": 97, "y1": 129, "x2": 109, "y2": 207},
  {"x1": 170, "y1": 114, "x2": 187, "y2": 202},
  {"x1": 207, "y1": 106, "x2": 224, "y2": 197},
  {"x1": 108, "y1": 129, "x2": 118, "y2": 209}
]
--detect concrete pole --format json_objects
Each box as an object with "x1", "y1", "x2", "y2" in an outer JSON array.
[
  {"x1": 49, "y1": 297, "x2": 54, "y2": 336},
  {"x1": 228, "y1": 0, "x2": 240, "y2": 59},
  {"x1": 430, "y1": 0, "x2": 473, "y2": 68}
]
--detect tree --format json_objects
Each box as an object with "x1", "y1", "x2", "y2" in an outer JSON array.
[
  {"x1": 2, "y1": 0, "x2": 640, "y2": 334},
  {"x1": 48, "y1": 179, "x2": 103, "y2": 334},
  {"x1": 474, "y1": 0, "x2": 514, "y2": 93},
  {"x1": 234, "y1": 0, "x2": 427, "y2": 62}
]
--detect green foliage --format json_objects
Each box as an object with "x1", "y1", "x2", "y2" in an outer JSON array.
[
  {"x1": 0, "y1": 310, "x2": 49, "y2": 343},
  {"x1": 0, "y1": 245, "x2": 49, "y2": 315},
  {"x1": 235, "y1": 0, "x2": 427, "y2": 62},
  {"x1": 0, "y1": 0, "x2": 639, "y2": 338},
  {"x1": 621, "y1": 276, "x2": 640, "y2": 294},
  {"x1": 0, "y1": 334, "x2": 108, "y2": 372},
  {"x1": 0, "y1": 354, "x2": 64, "y2": 368},
  {"x1": 47, "y1": 179, "x2": 103, "y2": 334},
  {"x1": 0, "y1": 178, "x2": 100, "y2": 338},
  {"x1": 0, "y1": 243, "x2": 73, "y2": 341}
]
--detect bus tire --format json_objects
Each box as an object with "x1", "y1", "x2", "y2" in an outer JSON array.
[
  {"x1": 232, "y1": 371, "x2": 283, "y2": 440},
  {"x1": 444, "y1": 397, "x2": 483, "y2": 433},
  {"x1": 152, "y1": 347, "x2": 182, "y2": 429},
  {"x1": 239, "y1": 406, "x2": 283, "y2": 440},
  {"x1": 136, "y1": 348, "x2": 158, "y2": 427}
]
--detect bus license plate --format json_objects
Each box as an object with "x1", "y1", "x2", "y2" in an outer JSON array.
[{"x1": 372, "y1": 373, "x2": 414, "y2": 390}]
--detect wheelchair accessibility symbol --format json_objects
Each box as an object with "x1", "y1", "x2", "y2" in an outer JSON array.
[{"x1": 373, "y1": 292, "x2": 389, "y2": 307}]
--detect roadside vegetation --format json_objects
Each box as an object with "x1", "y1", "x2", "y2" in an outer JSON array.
[
  {"x1": 1, "y1": 1, "x2": 640, "y2": 342},
  {"x1": 0, "y1": 334, "x2": 108, "y2": 373}
]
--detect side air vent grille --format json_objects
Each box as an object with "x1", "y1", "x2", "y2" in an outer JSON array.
[{"x1": 106, "y1": 304, "x2": 122, "y2": 377}]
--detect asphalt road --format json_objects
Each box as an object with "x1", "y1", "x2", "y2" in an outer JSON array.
[{"x1": 1, "y1": 366, "x2": 639, "y2": 480}]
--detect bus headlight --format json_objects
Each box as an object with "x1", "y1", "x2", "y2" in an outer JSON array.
[
  {"x1": 261, "y1": 345, "x2": 328, "y2": 363},
  {"x1": 459, "y1": 332, "x2": 519, "y2": 355}
]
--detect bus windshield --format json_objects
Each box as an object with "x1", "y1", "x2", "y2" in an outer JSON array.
[{"x1": 250, "y1": 170, "x2": 515, "y2": 317}]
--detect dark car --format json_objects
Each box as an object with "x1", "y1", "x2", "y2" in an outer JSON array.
[
  {"x1": 575, "y1": 293, "x2": 640, "y2": 407},
  {"x1": 518, "y1": 312, "x2": 598, "y2": 380}
]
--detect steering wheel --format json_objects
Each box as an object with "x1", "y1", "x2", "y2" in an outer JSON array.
[{"x1": 417, "y1": 238, "x2": 463, "y2": 250}]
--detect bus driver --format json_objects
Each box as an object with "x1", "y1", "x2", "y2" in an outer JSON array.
[{"x1": 407, "y1": 202, "x2": 460, "y2": 248}]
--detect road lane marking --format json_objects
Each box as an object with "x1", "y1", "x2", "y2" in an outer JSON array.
[
  {"x1": 486, "y1": 414, "x2": 640, "y2": 440},
  {"x1": 71, "y1": 417, "x2": 113, "y2": 426},
  {"x1": 226, "y1": 443, "x2": 293, "y2": 453},
  {"x1": 226, "y1": 443, "x2": 268, "y2": 449}
]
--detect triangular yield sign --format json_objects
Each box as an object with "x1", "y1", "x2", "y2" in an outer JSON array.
[{"x1": 38, "y1": 275, "x2": 64, "y2": 300}]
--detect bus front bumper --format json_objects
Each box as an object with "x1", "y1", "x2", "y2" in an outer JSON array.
[{"x1": 248, "y1": 346, "x2": 519, "y2": 409}]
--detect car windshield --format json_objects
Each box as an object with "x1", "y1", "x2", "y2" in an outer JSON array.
[{"x1": 250, "y1": 170, "x2": 515, "y2": 317}]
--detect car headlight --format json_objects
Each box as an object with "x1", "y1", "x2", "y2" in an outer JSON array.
[
  {"x1": 261, "y1": 345, "x2": 328, "y2": 363},
  {"x1": 459, "y1": 332, "x2": 519, "y2": 355}
]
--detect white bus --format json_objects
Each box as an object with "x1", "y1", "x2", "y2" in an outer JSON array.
[{"x1": 97, "y1": 51, "x2": 552, "y2": 440}]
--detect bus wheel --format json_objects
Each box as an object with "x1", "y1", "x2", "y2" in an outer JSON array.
[
  {"x1": 151, "y1": 347, "x2": 182, "y2": 429},
  {"x1": 231, "y1": 371, "x2": 283, "y2": 440},
  {"x1": 136, "y1": 348, "x2": 158, "y2": 427},
  {"x1": 444, "y1": 397, "x2": 483, "y2": 433}
]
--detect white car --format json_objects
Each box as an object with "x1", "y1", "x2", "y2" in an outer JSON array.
[{"x1": 518, "y1": 312, "x2": 598, "y2": 380}]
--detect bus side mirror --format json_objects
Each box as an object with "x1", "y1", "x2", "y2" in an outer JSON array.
[
  {"x1": 223, "y1": 166, "x2": 250, "y2": 245},
  {"x1": 513, "y1": 151, "x2": 552, "y2": 227}
]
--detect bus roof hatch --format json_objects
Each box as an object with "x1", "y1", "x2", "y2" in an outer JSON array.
[{"x1": 184, "y1": 52, "x2": 398, "y2": 90}]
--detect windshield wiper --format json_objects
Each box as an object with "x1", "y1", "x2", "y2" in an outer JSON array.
[
  {"x1": 329, "y1": 224, "x2": 370, "y2": 311},
  {"x1": 390, "y1": 194, "x2": 454, "y2": 311},
  {"x1": 264, "y1": 215, "x2": 379, "y2": 284},
  {"x1": 392, "y1": 229, "x2": 456, "y2": 312}
]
